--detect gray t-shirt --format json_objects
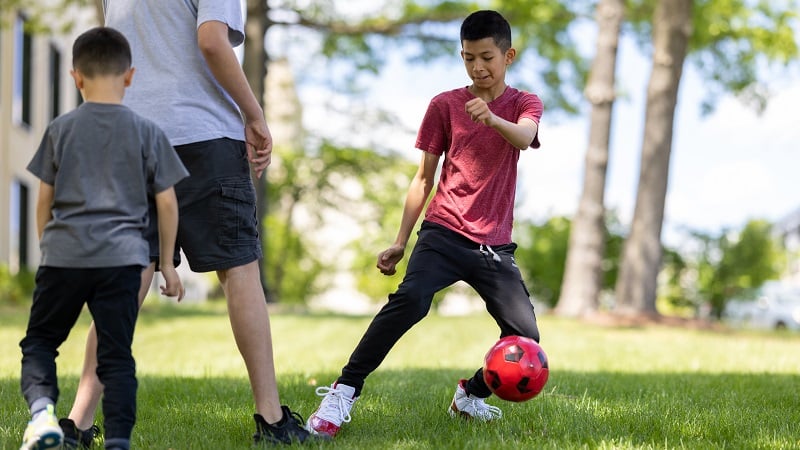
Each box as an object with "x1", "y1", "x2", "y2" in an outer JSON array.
[
  {"x1": 27, "y1": 102, "x2": 189, "y2": 268},
  {"x1": 104, "y1": 0, "x2": 247, "y2": 146}
]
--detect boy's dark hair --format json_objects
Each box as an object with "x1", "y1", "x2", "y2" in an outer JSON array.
[
  {"x1": 460, "y1": 10, "x2": 512, "y2": 52},
  {"x1": 72, "y1": 27, "x2": 131, "y2": 78}
]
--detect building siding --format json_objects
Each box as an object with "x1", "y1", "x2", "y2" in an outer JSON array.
[{"x1": 0, "y1": 7, "x2": 97, "y2": 272}]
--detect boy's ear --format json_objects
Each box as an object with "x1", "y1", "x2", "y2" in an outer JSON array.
[
  {"x1": 505, "y1": 47, "x2": 516, "y2": 65},
  {"x1": 70, "y1": 69, "x2": 84, "y2": 89},
  {"x1": 124, "y1": 67, "x2": 135, "y2": 87}
]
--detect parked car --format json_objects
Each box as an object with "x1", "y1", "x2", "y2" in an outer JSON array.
[{"x1": 723, "y1": 283, "x2": 800, "y2": 331}]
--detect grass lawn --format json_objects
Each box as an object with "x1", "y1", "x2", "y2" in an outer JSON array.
[{"x1": 1, "y1": 302, "x2": 799, "y2": 449}]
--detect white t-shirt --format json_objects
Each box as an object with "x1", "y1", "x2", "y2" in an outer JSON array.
[{"x1": 104, "y1": 0, "x2": 246, "y2": 146}]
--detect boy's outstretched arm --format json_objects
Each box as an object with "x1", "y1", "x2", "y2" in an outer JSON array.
[
  {"x1": 377, "y1": 151, "x2": 440, "y2": 276},
  {"x1": 154, "y1": 186, "x2": 184, "y2": 301},
  {"x1": 35, "y1": 181, "x2": 54, "y2": 240},
  {"x1": 465, "y1": 97, "x2": 538, "y2": 150}
]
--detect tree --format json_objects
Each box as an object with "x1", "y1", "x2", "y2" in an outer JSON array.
[
  {"x1": 515, "y1": 215, "x2": 624, "y2": 309},
  {"x1": 516, "y1": 217, "x2": 573, "y2": 308},
  {"x1": 243, "y1": 0, "x2": 272, "y2": 298},
  {"x1": 245, "y1": 1, "x2": 589, "y2": 303},
  {"x1": 696, "y1": 220, "x2": 786, "y2": 318},
  {"x1": 0, "y1": 0, "x2": 98, "y2": 30},
  {"x1": 614, "y1": 0, "x2": 692, "y2": 316},
  {"x1": 264, "y1": 138, "x2": 416, "y2": 304},
  {"x1": 556, "y1": 0, "x2": 625, "y2": 317},
  {"x1": 615, "y1": 0, "x2": 799, "y2": 316}
]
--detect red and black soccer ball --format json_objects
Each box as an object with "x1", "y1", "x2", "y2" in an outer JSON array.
[{"x1": 482, "y1": 335, "x2": 549, "y2": 402}]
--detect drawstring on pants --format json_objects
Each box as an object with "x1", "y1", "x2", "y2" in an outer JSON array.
[{"x1": 480, "y1": 244, "x2": 501, "y2": 262}]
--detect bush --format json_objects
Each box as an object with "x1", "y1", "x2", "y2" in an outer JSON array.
[{"x1": 0, "y1": 265, "x2": 35, "y2": 306}]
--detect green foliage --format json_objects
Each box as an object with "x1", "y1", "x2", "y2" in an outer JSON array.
[
  {"x1": 0, "y1": 265, "x2": 34, "y2": 306},
  {"x1": 265, "y1": 140, "x2": 415, "y2": 304},
  {"x1": 495, "y1": 0, "x2": 592, "y2": 115},
  {"x1": 690, "y1": 0, "x2": 799, "y2": 114},
  {"x1": 273, "y1": 0, "x2": 591, "y2": 116},
  {"x1": 515, "y1": 215, "x2": 624, "y2": 308},
  {"x1": 514, "y1": 217, "x2": 572, "y2": 307},
  {"x1": 262, "y1": 213, "x2": 324, "y2": 305},
  {"x1": 626, "y1": 0, "x2": 799, "y2": 114},
  {"x1": 657, "y1": 247, "x2": 692, "y2": 315},
  {"x1": 0, "y1": 0, "x2": 96, "y2": 33},
  {"x1": 688, "y1": 219, "x2": 786, "y2": 317}
]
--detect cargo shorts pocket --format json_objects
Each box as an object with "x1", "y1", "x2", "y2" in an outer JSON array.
[{"x1": 218, "y1": 178, "x2": 259, "y2": 246}]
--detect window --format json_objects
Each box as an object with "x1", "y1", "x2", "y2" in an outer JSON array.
[
  {"x1": 9, "y1": 180, "x2": 31, "y2": 272},
  {"x1": 13, "y1": 14, "x2": 33, "y2": 127},
  {"x1": 50, "y1": 43, "x2": 62, "y2": 119}
]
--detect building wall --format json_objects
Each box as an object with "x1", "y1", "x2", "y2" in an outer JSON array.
[{"x1": 0, "y1": 7, "x2": 97, "y2": 272}]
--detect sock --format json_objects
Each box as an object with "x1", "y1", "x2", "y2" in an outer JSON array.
[
  {"x1": 30, "y1": 397, "x2": 55, "y2": 418},
  {"x1": 466, "y1": 375, "x2": 492, "y2": 398}
]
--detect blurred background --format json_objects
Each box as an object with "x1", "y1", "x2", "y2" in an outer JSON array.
[{"x1": 1, "y1": 0, "x2": 799, "y2": 330}]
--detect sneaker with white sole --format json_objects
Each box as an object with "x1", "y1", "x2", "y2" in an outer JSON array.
[
  {"x1": 448, "y1": 379, "x2": 502, "y2": 421},
  {"x1": 20, "y1": 404, "x2": 63, "y2": 450},
  {"x1": 306, "y1": 382, "x2": 358, "y2": 438}
]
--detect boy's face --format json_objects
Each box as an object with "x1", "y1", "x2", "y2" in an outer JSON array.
[{"x1": 461, "y1": 37, "x2": 515, "y2": 89}]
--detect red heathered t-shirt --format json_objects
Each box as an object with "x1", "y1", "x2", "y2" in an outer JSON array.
[{"x1": 415, "y1": 86, "x2": 543, "y2": 245}]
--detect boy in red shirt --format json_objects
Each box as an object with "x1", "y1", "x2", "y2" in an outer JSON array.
[{"x1": 306, "y1": 9, "x2": 543, "y2": 438}]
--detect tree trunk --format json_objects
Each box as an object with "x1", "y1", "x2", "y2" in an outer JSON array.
[
  {"x1": 92, "y1": 0, "x2": 103, "y2": 23},
  {"x1": 556, "y1": 0, "x2": 624, "y2": 317},
  {"x1": 614, "y1": 0, "x2": 692, "y2": 316},
  {"x1": 242, "y1": 0, "x2": 274, "y2": 301}
]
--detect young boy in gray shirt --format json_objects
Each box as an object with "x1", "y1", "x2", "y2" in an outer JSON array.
[{"x1": 19, "y1": 27, "x2": 187, "y2": 450}]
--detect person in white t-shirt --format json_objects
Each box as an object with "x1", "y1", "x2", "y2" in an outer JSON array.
[{"x1": 63, "y1": 1, "x2": 311, "y2": 446}]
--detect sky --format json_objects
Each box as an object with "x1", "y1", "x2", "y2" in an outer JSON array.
[{"x1": 295, "y1": 30, "x2": 800, "y2": 247}]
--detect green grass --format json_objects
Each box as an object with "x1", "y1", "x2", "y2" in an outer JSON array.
[{"x1": 1, "y1": 302, "x2": 799, "y2": 449}]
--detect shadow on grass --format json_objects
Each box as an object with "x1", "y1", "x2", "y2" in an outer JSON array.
[{"x1": 2, "y1": 369, "x2": 799, "y2": 450}]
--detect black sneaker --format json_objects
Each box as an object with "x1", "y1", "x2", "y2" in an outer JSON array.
[
  {"x1": 59, "y1": 418, "x2": 102, "y2": 449},
  {"x1": 253, "y1": 405, "x2": 314, "y2": 445}
]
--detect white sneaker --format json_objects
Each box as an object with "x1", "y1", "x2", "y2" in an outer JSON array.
[
  {"x1": 20, "y1": 404, "x2": 63, "y2": 450},
  {"x1": 449, "y1": 379, "x2": 502, "y2": 421},
  {"x1": 306, "y1": 383, "x2": 358, "y2": 438}
]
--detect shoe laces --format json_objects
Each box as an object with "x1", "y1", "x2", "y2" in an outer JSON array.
[
  {"x1": 282, "y1": 406, "x2": 305, "y2": 429},
  {"x1": 464, "y1": 395, "x2": 503, "y2": 420},
  {"x1": 314, "y1": 385, "x2": 356, "y2": 424}
]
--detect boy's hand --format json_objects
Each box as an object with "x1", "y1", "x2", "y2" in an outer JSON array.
[
  {"x1": 246, "y1": 117, "x2": 273, "y2": 179},
  {"x1": 159, "y1": 266, "x2": 185, "y2": 302},
  {"x1": 465, "y1": 97, "x2": 497, "y2": 127},
  {"x1": 377, "y1": 245, "x2": 405, "y2": 276}
]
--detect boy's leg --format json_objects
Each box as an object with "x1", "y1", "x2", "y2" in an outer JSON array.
[
  {"x1": 219, "y1": 262, "x2": 311, "y2": 443},
  {"x1": 21, "y1": 267, "x2": 89, "y2": 410},
  {"x1": 338, "y1": 223, "x2": 465, "y2": 393},
  {"x1": 175, "y1": 138, "x2": 309, "y2": 442},
  {"x1": 307, "y1": 223, "x2": 467, "y2": 437},
  {"x1": 67, "y1": 264, "x2": 154, "y2": 430},
  {"x1": 86, "y1": 266, "x2": 141, "y2": 446},
  {"x1": 466, "y1": 242, "x2": 540, "y2": 397},
  {"x1": 20, "y1": 267, "x2": 90, "y2": 448},
  {"x1": 216, "y1": 260, "x2": 283, "y2": 423}
]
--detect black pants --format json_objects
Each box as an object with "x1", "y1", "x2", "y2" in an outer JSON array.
[
  {"x1": 338, "y1": 221, "x2": 540, "y2": 397},
  {"x1": 20, "y1": 266, "x2": 141, "y2": 440}
]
